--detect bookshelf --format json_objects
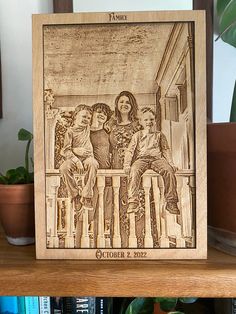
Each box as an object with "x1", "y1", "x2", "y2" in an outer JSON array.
[{"x1": 0, "y1": 226, "x2": 236, "y2": 297}]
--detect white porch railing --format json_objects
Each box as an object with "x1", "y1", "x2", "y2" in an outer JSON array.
[{"x1": 46, "y1": 169, "x2": 195, "y2": 249}]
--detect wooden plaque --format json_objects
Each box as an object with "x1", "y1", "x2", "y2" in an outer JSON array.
[{"x1": 33, "y1": 11, "x2": 207, "y2": 260}]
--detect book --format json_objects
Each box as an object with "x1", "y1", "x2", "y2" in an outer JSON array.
[
  {"x1": 39, "y1": 297, "x2": 51, "y2": 314},
  {"x1": 25, "y1": 296, "x2": 39, "y2": 314},
  {"x1": 17, "y1": 297, "x2": 26, "y2": 314},
  {"x1": 50, "y1": 297, "x2": 63, "y2": 314},
  {"x1": 96, "y1": 298, "x2": 113, "y2": 314},
  {"x1": 233, "y1": 298, "x2": 236, "y2": 314},
  {"x1": 63, "y1": 297, "x2": 103, "y2": 314},
  {"x1": 0, "y1": 296, "x2": 18, "y2": 314}
]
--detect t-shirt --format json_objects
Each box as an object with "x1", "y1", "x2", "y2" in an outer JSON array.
[
  {"x1": 60, "y1": 126, "x2": 93, "y2": 160},
  {"x1": 90, "y1": 129, "x2": 111, "y2": 169}
]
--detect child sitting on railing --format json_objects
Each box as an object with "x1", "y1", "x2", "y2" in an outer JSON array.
[
  {"x1": 123, "y1": 107, "x2": 179, "y2": 215},
  {"x1": 60, "y1": 104, "x2": 98, "y2": 209}
]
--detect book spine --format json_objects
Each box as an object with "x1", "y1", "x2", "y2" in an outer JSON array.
[
  {"x1": 63, "y1": 297, "x2": 73, "y2": 314},
  {"x1": 39, "y1": 297, "x2": 51, "y2": 314},
  {"x1": 50, "y1": 297, "x2": 63, "y2": 314},
  {"x1": 232, "y1": 298, "x2": 236, "y2": 314},
  {"x1": 0, "y1": 296, "x2": 18, "y2": 314},
  {"x1": 96, "y1": 298, "x2": 113, "y2": 314},
  {"x1": 71, "y1": 297, "x2": 96, "y2": 314},
  {"x1": 17, "y1": 296, "x2": 26, "y2": 314},
  {"x1": 25, "y1": 296, "x2": 40, "y2": 314}
]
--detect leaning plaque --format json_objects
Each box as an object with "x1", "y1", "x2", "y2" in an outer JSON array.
[{"x1": 33, "y1": 11, "x2": 207, "y2": 259}]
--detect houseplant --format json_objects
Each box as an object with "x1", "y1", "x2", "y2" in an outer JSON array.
[
  {"x1": 121, "y1": 297, "x2": 197, "y2": 314},
  {"x1": 208, "y1": 0, "x2": 236, "y2": 254},
  {"x1": 0, "y1": 128, "x2": 35, "y2": 245}
]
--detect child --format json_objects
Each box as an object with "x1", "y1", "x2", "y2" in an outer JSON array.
[
  {"x1": 123, "y1": 107, "x2": 179, "y2": 215},
  {"x1": 60, "y1": 104, "x2": 98, "y2": 208}
]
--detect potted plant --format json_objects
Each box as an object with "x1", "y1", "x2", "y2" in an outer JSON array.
[
  {"x1": 120, "y1": 297, "x2": 197, "y2": 314},
  {"x1": 0, "y1": 128, "x2": 34, "y2": 245},
  {"x1": 208, "y1": 0, "x2": 236, "y2": 254}
]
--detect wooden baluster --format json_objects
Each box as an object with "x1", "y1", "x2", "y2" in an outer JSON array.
[
  {"x1": 65, "y1": 198, "x2": 75, "y2": 248},
  {"x1": 176, "y1": 177, "x2": 186, "y2": 248},
  {"x1": 128, "y1": 212, "x2": 137, "y2": 248},
  {"x1": 112, "y1": 176, "x2": 121, "y2": 248},
  {"x1": 97, "y1": 176, "x2": 105, "y2": 247},
  {"x1": 81, "y1": 206, "x2": 90, "y2": 248},
  {"x1": 158, "y1": 177, "x2": 169, "y2": 247},
  {"x1": 57, "y1": 199, "x2": 63, "y2": 232},
  {"x1": 188, "y1": 175, "x2": 196, "y2": 246},
  {"x1": 151, "y1": 176, "x2": 161, "y2": 238},
  {"x1": 46, "y1": 196, "x2": 53, "y2": 248},
  {"x1": 51, "y1": 177, "x2": 60, "y2": 248},
  {"x1": 143, "y1": 175, "x2": 153, "y2": 248}
]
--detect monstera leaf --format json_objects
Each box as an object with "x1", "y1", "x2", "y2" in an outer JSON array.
[{"x1": 217, "y1": 0, "x2": 236, "y2": 47}]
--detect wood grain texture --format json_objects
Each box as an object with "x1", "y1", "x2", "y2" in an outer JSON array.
[
  {"x1": 33, "y1": 11, "x2": 207, "y2": 260},
  {"x1": 0, "y1": 227, "x2": 235, "y2": 297}
]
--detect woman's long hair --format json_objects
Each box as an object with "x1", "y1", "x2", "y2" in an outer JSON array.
[{"x1": 114, "y1": 91, "x2": 138, "y2": 123}]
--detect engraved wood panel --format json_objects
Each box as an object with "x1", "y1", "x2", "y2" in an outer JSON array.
[{"x1": 33, "y1": 11, "x2": 207, "y2": 260}]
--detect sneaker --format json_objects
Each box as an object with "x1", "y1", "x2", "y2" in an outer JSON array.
[
  {"x1": 81, "y1": 197, "x2": 93, "y2": 210},
  {"x1": 166, "y1": 202, "x2": 180, "y2": 215},
  {"x1": 127, "y1": 202, "x2": 139, "y2": 214}
]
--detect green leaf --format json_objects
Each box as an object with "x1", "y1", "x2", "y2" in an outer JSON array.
[
  {"x1": 160, "y1": 299, "x2": 177, "y2": 312},
  {"x1": 18, "y1": 128, "x2": 33, "y2": 141},
  {"x1": 5, "y1": 169, "x2": 18, "y2": 179},
  {"x1": 125, "y1": 298, "x2": 154, "y2": 314},
  {"x1": 179, "y1": 298, "x2": 198, "y2": 304},
  {"x1": 218, "y1": 0, "x2": 236, "y2": 47},
  {"x1": 4, "y1": 167, "x2": 28, "y2": 184},
  {"x1": 230, "y1": 81, "x2": 236, "y2": 122},
  {"x1": 28, "y1": 172, "x2": 34, "y2": 183},
  {"x1": 0, "y1": 175, "x2": 8, "y2": 184},
  {"x1": 217, "y1": 0, "x2": 231, "y2": 16},
  {"x1": 153, "y1": 298, "x2": 167, "y2": 303}
]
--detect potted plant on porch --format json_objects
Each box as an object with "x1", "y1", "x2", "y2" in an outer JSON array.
[
  {"x1": 0, "y1": 128, "x2": 34, "y2": 245},
  {"x1": 208, "y1": 0, "x2": 236, "y2": 254}
]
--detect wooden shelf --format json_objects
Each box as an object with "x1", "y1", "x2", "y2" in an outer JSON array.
[{"x1": 1, "y1": 227, "x2": 236, "y2": 297}]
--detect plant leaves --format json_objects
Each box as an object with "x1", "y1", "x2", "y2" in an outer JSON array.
[
  {"x1": 160, "y1": 299, "x2": 177, "y2": 312},
  {"x1": 125, "y1": 298, "x2": 154, "y2": 314},
  {"x1": 218, "y1": 0, "x2": 236, "y2": 47},
  {"x1": 217, "y1": 0, "x2": 231, "y2": 16},
  {"x1": 179, "y1": 298, "x2": 198, "y2": 304},
  {"x1": 18, "y1": 128, "x2": 33, "y2": 141},
  {"x1": 28, "y1": 172, "x2": 34, "y2": 183},
  {"x1": 0, "y1": 175, "x2": 8, "y2": 184},
  {"x1": 4, "y1": 167, "x2": 28, "y2": 184},
  {"x1": 153, "y1": 298, "x2": 167, "y2": 303},
  {"x1": 230, "y1": 81, "x2": 236, "y2": 122}
]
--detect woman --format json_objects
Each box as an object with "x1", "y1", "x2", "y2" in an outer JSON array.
[
  {"x1": 109, "y1": 91, "x2": 141, "y2": 169},
  {"x1": 108, "y1": 91, "x2": 143, "y2": 248}
]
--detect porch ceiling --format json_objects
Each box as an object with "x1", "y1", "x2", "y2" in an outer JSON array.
[{"x1": 44, "y1": 23, "x2": 174, "y2": 96}]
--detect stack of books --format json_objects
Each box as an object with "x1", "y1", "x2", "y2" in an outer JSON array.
[{"x1": 0, "y1": 296, "x2": 112, "y2": 314}]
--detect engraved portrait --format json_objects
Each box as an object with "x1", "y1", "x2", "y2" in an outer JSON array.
[{"x1": 33, "y1": 12, "x2": 207, "y2": 259}]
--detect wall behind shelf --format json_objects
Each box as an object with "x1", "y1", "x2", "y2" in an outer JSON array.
[
  {"x1": 0, "y1": 0, "x2": 53, "y2": 173},
  {"x1": 1, "y1": 0, "x2": 234, "y2": 172}
]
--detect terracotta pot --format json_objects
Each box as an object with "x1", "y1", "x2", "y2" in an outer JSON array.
[
  {"x1": 208, "y1": 122, "x2": 236, "y2": 253},
  {"x1": 0, "y1": 183, "x2": 35, "y2": 245}
]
